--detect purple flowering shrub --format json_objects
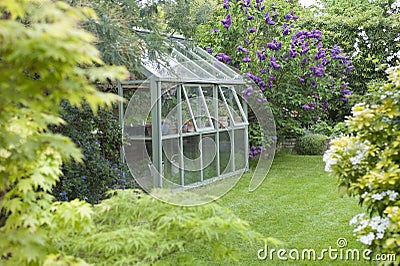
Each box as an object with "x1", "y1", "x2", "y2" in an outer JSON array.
[{"x1": 198, "y1": 0, "x2": 353, "y2": 145}]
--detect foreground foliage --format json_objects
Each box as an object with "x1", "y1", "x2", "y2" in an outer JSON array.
[
  {"x1": 0, "y1": 0, "x2": 127, "y2": 264},
  {"x1": 57, "y1": 189, "x2": 271, "y2": 265},
  {"x1": 324, "y1": 65, "x2": 400, "y2": 262}
]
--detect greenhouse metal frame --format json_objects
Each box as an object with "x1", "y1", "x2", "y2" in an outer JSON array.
[{"x1": 118, "y1": 35, "x2": 250, "y2": 190}]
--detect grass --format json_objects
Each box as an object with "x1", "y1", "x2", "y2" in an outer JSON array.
[{"x1": 191, "y1": 153, "x2": 368, "y2": 265}]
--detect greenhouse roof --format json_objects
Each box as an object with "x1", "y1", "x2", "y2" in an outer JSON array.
[{"x1": 139, "y1": 33, "x2": 243, "y2": 83}]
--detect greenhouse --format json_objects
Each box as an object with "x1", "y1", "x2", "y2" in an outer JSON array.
[{"x1": 119, "y1": 35, "x2": 250, "y2": 191}]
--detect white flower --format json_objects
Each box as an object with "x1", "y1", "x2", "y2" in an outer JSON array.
[
  {"x1": 383, "y1": 29, "x2": 387, "y2": 32},
  {"x1": 361, "y1": 191, "x2": 369, "y2": 198},
  {"x1": 350, "y1": 213, "x2": 365, "y2": 225},
  {"x1": 323, "y1": 149, "x2": 337, "y2": 172},
  {"x1": 371, "y1": 193, "x2": 384, "y2": 200},
  {"x1": 376, "y1": 232, "x2": 384, "y2": 239},
  {"x1": 359, "y1": 232, "x2": 375, "y2": 245},
  {"x1": 386, "y1": 190, "x2": 398, "y2": 201},
  {"x1": 376, "y1": 218, "x2": 390, "y2": 233},
  {"x1": 354, "y1": 219, "x2": 369, "y2": 232}
]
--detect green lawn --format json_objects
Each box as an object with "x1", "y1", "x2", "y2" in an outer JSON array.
[{"x1": 199, "y1": 153, "x2": 368, "y2": 265}]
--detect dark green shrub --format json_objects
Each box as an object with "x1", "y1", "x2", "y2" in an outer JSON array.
[
  {"x1": 296, "y1": 134, "x2": 329, "y2": 155},
  {"x1": 52, "y1": 101, "x2": 136, "y2": 203},
  {"x1": 309, "y1": 120, "x2": 334, "y2": 136}
]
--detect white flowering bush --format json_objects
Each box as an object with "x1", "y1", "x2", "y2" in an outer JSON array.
[{"x1": 323, "y1": 65, "x2": 400, "y2": 260}]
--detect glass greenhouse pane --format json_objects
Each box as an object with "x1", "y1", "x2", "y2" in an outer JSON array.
[
  {"x1": 180, "y1": 86, "x2": 195, "y2": 134},
  {"x1": 162, "y1": 138, "x2": 181, "y2": 186},
  {"x1": 200, "y1": 85, "x2": 217, "y2": 126},
  {"x1": 219, "y1": 86, "x2": 247, "y2": 126},
  {"x1": 161, "y1": 83, "x2": 180, "y2": 136},
  {"x1": 219, "y1": 131, "x2": 232, "y2": 174},
  {"x1": 182, "y1": 85, "x2": 214, "y2": 132},
  {"x1": 202, "y1": 133, "x2": 217, "y2": 180},
  {"x1": 142, "y1": 54, "x2": 199, "y2": 79},
  {"x1": 171, "y1": 41, "x2": 230, "y2": 80},
  {"x1": 192, "y1": 45, "x2": 242, "y2": 80},
  {"x1": 234, "y1": 129, "x2": 246, "y2": 170},
  {"x1": 124, "y1": 88, "x2": 151, "y2": 136},
  {"x1": 217, "y1": 88, "x2": 231, "y2": 129},
  {"x1": 171, "y1": 49, "x2": 214, "y2": 80},
  {"x1": 183, "y1": 135, "x2": 201, "y2": 184}
]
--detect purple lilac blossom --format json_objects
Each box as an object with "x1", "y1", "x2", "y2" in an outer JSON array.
[
  {"x1": 267, "y1": 38, "x2": 282, "y2": 51},
  {"x1": 322, "y1": 101, "x2": 329, "y2": 112},
  {"x1": 257, "y1": 51, "x2": 267, "y2": 61},
  {"x1": 302, "y1": 101, "x2": 316, "y2": 110},
  {"x1": 216, "y1": 53, "x2": 232, "y2": 64},
  {"x1": 259, "y1": 81, "x2": 266, "y2": 91},
  {"x1": 241, "y1": 87, "x2": 253, "y2": 100},
  {"x1": 242, "y1": 0, "x2": 250, "y2": 7},
  {"x1": 246, "y1": 72, "x2": 263, "y2": 85},
  {"x1": 212, "y1": 28, "x2": 219, "y2": 33},
  {"x1": 249, "y1": 146, "x2": 260, "y2": 158},
  {"x1": 284, "y1": 11, "x2": 298, "y2": 20},
  {"x1": 346, "y1": 65, "x2": 354, "y2": 73},
  {"x1": 341, "y1": 83, "x2": 352, "y2": 101},
  {"x1": 270, "y1": 56, "x2": 280, "y2": 70},
  {"x1": 206, "y1": 47, "x2": 212, "y2": 54},
  {"x1": 301, "y1": 41, "x2": 310, "y2": 55},
  {"x1": 283, "y1": 27, "x2": 290, "y2": 35},
  {"x1": 264, "y1": 12, "x2": 276, "y2": 25},
  {"x1": 298, "y1": 77, "x2": 305, "y2": 83},
  {"x1": 289, "y1": 48, "x2": 298, "y2": 58},
  {"x1": 242, "y1": 56, "x2": 251, "y2": 62},
  {"x1": 310, "y1": 64, "x2": 325, "y2": 77},
  {"x1": 221, "y1": 14, "x2": 232, "y2": 29},
  {"x1": 248, "y1": 27, "x2": 256, "y2": 33},
  {"x1": 248, "y1": 15, "x2": 254, "y2": 20},
  {"x1": 237, "y1": 45, "x2": 249, "y2": 53},
  {"x1": 330, "y1": 45, "x2": 342, "y2": 57},
  {"x1": 314, "y1": 48, "x2": 326, "y2": 60},
  {"x1": 257, "y1": 97, "x2": 267, "y2": 103},
  {"x1": 311, "y1": 80, "x2": 317, "y2": 88},
  {"x1": 330, "y1": 44, "x2": 354, "y2": 72}
]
